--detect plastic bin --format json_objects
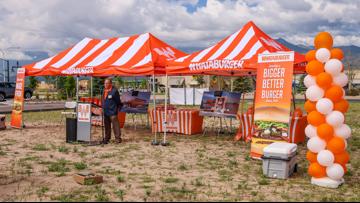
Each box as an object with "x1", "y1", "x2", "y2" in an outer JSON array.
[{"x1": 262, "y1": 142, "x2": 298, "y2": 179}]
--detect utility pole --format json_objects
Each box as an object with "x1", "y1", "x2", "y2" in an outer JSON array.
[{"x1": 6, "y1": 60, "x2": 10, "y2": 83}]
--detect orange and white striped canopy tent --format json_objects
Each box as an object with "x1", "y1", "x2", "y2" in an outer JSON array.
[
  {"x1": 24, "y1": 33, "x2": 187, "y2": 77},
  {"x1": 166, "y1": 21, "x2": 306, "y2": 76}
]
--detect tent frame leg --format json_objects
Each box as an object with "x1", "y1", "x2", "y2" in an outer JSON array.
[
  {"x1": 161, "y1": 74, "x2": 170, "y2": 146},
  {"x1": 151, "y1": 74, "x2": 160, "y2": 146}
]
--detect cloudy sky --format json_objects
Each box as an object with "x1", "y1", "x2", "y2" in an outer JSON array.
[{"x1": 0, "y1": 0, "x2": 359, "y2": 60}]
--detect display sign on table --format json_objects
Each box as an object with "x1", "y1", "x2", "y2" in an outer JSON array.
[
  {"x1": 162, "y1": 111, "x2": 179, "y2": 132},
  {"x1": 77, "y1": 103, "x2": 92, "y2": 142},
  {"x1": 120, "y1": 91, "x2": 151, "y2": 114},
  {"x1": 11, "y1": 68, "x2": 26, "y2": 129},
  {"x1": 251, "y1": 51, "x2": 295, "y2": 158},
  {"x1": 199, "y1": 91, "x2": 241, "y2": 118}
]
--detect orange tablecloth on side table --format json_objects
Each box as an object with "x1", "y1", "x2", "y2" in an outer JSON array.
[{"x1": 149, "y1": 108, "x2": 203, "y2": 135}]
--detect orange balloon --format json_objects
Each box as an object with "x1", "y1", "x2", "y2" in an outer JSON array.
[
  {"x1": 306, "y1": 151, "x2": 318, "y2": 163},
  {"x1": 306, "y1": 60, "x2": 325, "y2": 76},
  {"x1": 308, "y1": 162, "x2": 327, "y2": 178},
  {"x1": 334, "y1": 151, "x2": 350, "y2": 165},
  {"x1": 327, "y1": 136, "x2": 346, "y2": 154},
  {"x1": 331, "y1": 48, "x2": 344, "y2": 60},
  {"x1": 316, "y1": 72, "x2": 333, "y2": 89},
  {"x1": 314, "y1": 32, "x2": 333, "y2": 50},
  {"x1": 304, "y1": 100, "x2": 317, "y2": 113},
  {"x1": 307, "y1": 111, "x2": 326, "y2": 126},
  {"x1": 325, "y1": 85, "x2": 344, "y2": 103},
  {"x1": 317, "y1": 123, "x2": 334, "y2": 141},
  {"x1": 334, "y1": 99, "x2": 349, "y2": 113},
  {"x1": 305, "y1": 50, "x2": 316, "y2": 62}
]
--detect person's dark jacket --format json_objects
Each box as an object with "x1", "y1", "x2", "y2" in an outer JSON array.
[{"x1": 103, "y1": 87, "x2": 122, "y2": 117}]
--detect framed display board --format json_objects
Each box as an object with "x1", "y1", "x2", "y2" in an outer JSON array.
[
  {"x1": 120, "y1": 91, "x2": 151, "y2": 114},
  {"x1": 199, "y1": 91, "x2": 241, "y2": 119}
]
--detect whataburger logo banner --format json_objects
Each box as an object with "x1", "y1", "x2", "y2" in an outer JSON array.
[
  {"x1": 61, "y1": 67, "x2": 94, "y2": 75},
  {"x1": 11, "y1": 68, "x2": 26, "y2": 129},
  {"x1": 189, "y1": 60, "x2": 245, "y2": 71},
  {"x1": 253, "y1": 51, "x2": 294, "y2": 137}
]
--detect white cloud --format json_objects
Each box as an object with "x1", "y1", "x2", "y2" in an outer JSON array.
[{"x1": 0, "y1": 0, "x2": 358, "y2": 59}]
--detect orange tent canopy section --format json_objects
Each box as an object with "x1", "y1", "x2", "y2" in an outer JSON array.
[
  {"x1": 24, "y1": 33, "x2": 187, "y2": 77},
  {"x1": 166, "y1": 21, "x2": 306, "y2": 76}
]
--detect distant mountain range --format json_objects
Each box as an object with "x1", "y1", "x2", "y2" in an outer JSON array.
[
  {"x1": 1, "y1": 39, "x2": 359, "y2": 82},
  {"x1": 275, "y1": 38, "x2": 360, "y2": 68}
]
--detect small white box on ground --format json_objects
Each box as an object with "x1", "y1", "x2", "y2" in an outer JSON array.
[{"x1": 262, "y1": 142, "x2": 298, "y2": 179}]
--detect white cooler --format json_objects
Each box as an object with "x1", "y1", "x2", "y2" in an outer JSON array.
[{"x1": 262, "y1": 142, "x2": 298, "y2": 179}]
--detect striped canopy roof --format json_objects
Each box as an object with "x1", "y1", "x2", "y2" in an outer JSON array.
[
  {"x1": 24, "y1": 33, "x2": 187, "y2": 76},
  {"x1": 166, "y1": 21, "x2": 306, "y2": 76}
]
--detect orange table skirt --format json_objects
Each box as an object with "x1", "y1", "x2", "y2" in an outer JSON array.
[
  {"x1": 236, "y1": 113, "x2": 307, "y2": 144},
  {"x1": 91, "y1": 110, "x2": 126, "y2": 129},
  {"x1": 149, "y1": 108, "x2": 203, "y2": 135}
]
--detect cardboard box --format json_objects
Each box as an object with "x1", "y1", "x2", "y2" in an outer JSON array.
[{"x1": 73, "y1": 171, "x2": 103, "y2": 185}]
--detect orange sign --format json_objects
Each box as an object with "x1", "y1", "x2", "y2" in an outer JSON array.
[
  {"x1": 254, "y1": 52, "x2": 294, "y2": 139},
  {"x1": 11, "y1": 68, "x2": 26, "y2": 129}
]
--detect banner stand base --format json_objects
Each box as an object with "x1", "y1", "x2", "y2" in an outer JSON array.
[
  {"x1": 151, "y1": 140, "x2": 160, "y2": 146},
  {"x1": 161, "y1": 141, "x2": 170, "y2": 146},
  {"x1": 311, "y1": 177, "x2": 344, "y2": 189}
]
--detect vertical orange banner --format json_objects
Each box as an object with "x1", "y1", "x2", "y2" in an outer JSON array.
[
  {"x1": 254, "y1": 52, "x2": 295, "y2": 140},
  {"x1": 11, "y1": 68, "x2": 26, "y2": 129}
]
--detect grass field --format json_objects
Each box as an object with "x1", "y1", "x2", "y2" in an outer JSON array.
[{"x1": 0, "y1": 102, "x2": 359, "y2": 201}]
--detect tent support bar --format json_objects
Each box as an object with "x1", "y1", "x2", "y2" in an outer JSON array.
[
  {"x1": 90, "y1": 77, "x2": 93, "y2": 99},
  {"x1": 151, "y1": 74, "x2": 159, "y2": 145},
  {"x1": 76, "y1": 76, "x2": 79, "y2": 102},
  {"x1": 162, "y1": 74, "x2": 169, "y2": 146}
]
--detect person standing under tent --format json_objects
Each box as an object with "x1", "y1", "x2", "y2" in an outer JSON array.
[{"x1": 102, "y1": 78, "x2": 123, "y2": 144}]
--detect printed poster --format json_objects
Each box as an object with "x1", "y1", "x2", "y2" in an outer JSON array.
[
  {"x1": 77, "y1": 103, "x2": 91, "y2": 123},
  {"x1": 253, "y1": 52, "x2": 294, "y2": 140},
  {"x1": 162, "y1": 111, "x2": 179, "y2": 132},
  {"x1": 120, "y1": 91, "x2": 151, "y2": 114},
  {"x1": 199, "y1": 91, "x2": 241, "y2": 118}
]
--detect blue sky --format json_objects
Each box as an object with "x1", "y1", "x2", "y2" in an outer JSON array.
[{"x1": 0, "y1": 0, "x2": 358, "y2": 60}]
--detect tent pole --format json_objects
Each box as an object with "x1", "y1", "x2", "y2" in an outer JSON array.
[
  {"x1": 230, "y1": 76, "x2": 234, "y2": 132},
  {"x1": 162, "y1": 74, "x2": 169, "y2": 146},
  {"x1": 90, "y1": 77, "x2": 93, "y2": 99},
  {"x1": 76, "y1": 76, "x2": 79, "y2": 102},
  {"x1": 151, "y1": 74, "x2": 159, "y2": 145}
]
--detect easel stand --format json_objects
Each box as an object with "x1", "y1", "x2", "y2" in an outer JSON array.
[{"x1": 202, "y1": 116, "x2": 235, "y2": 136}]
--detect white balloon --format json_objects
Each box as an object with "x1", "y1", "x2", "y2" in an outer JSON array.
[
  {"x1": 304, "y1": 75, "x2": 316, "y2": 88},
  {"x1": 326, "y1": 111, "x2": 345, "y2": 127},
  {"x1": 316, "y1": 98, "x2": 334, "y2": 115},
  {"x1": 307, "y1": 136, "x2": 326, "y2": 153},
  {"x1": 317, "y1": 150, "x2": 335, "y2": 167},
  {"x1": 335, "y1": 124, "x2": 352, "y2": 139},
  {"x1": 333, "y1": 73, "x2": 348, "y2": 87},
  {"x1": 316, "y1": 48, "x2": 331, "y2": 63},
  {"x1": 325, "y1": 59, "x2": 342, "y2": 76},
  {"x1": 306, "y1": 85, "x2": 325, "y2": 102},
  {"x1": 326, "y1": 164, "x2": 344, "y2": 180},
  {"x1": 305, "y1": 125, "x2": 317, "y2": 138}
]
